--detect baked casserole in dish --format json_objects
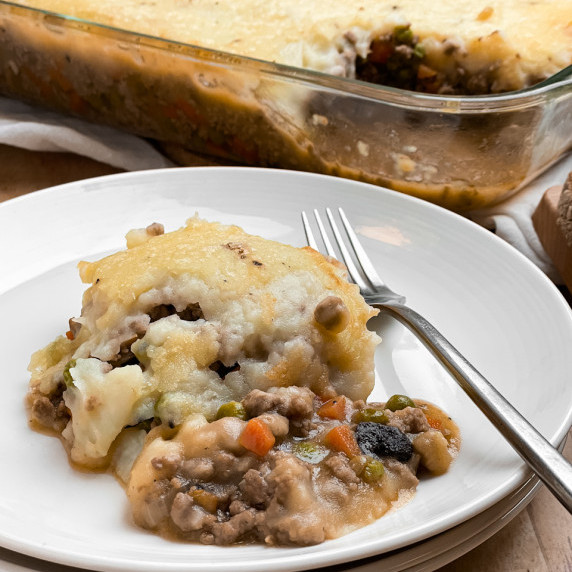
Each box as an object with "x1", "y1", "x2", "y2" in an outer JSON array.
[{"x1": 0, "y1": 0, "x2": 571, "y2": 209}]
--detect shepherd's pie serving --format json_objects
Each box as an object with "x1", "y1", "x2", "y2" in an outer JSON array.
[{"x1": 27, "y1": 217, "x2": 459, "y2": 545}]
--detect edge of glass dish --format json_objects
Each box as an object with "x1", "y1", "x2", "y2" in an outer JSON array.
[{"x1": 1, "y1": 0, "x2": 571, "y2": 114}]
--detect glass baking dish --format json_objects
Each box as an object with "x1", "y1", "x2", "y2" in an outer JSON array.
[{"x1": 0, "y1": 0, "x2": 570, "y2": 211}]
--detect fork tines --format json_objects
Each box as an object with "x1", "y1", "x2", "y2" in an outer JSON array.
[{"x1": 301, "y1": 208, "x2": 385, "y2": 294}]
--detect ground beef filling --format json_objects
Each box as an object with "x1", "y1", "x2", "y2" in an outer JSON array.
[
  {"x1": 29, "y1": 381, "x2": 70, "y2": 433},
  {"x1": 110, "y1": 302, "x2": 204, "y2": 368},
  {"x1": 28, "y1": 301, "x2": 205, "y2": 429},
  {"x1": 147, "y1": 302, "x2": 204, "y2": 324},
  {"x1": 127, "y1": 386, "x2": 460, "y2": 546},
  {"x1": 355, "y1": 25, "x2": 500, "y2": 95}
]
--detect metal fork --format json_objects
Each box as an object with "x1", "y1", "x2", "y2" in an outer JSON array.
[{"x1": 303, "y1": 207, "x2": 572, "y2": 514}]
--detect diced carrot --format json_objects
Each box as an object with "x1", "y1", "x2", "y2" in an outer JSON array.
[
  {"x1": 161, "y1": 103, "x2": 180, "y2": 121},
  {"x1": 176, "y1": 99, "x2": 204, "y2": 125},
  {"x1": 49, "y1": 67, "x2": 74, "y2": 93},
  {"x1": 324, "y1": 424, "x2": 361, "y2": 457},
  {"x1": 65, "y1": 330, "x2": 74, "y2": 340},
  {"x1": 239, "y1": 418, "x2": 275, "y2": 456},
  {"x1": 161, "y1": 99, "x2": 207, "y2": 126},
  {"x1": 426, "y1": 417, "x2": 442, "y2": 430},
  {"x1": 205, "y1": 140, "x2": 230, "y2": 158},
  {"x1": 68, "y1": 92, "x2": 87, "y2": 115},
  {"x1": 417, "y1": 64, "x2": 438, "y2": 80},
  {"x1": 191, "y1": 489, "x2": 218, "y2": 513},
  {"x1": 231, "y1": 136, "x2": 260, "y2": 164},
  {"x1": 368, "y1": 39, "x2": 393, "y2": 64},
  {"x1": 416, "y1": 64, "x2": 442, "y2": 93},
  {"x1": 317, "y1": 395, "x2": 347, "y2": 420}
]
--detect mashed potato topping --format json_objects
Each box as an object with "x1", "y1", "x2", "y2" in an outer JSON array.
[
  {"x1": 14, "y1": 0, "x2": 572, "y2": 93},
  {"x1": 28, "y1": 217, "x2": 379, "y2": 467}
]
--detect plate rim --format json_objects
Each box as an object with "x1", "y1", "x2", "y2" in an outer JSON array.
[{"x1": 2, "y1": 166, "x2": 572, "y2": 572}]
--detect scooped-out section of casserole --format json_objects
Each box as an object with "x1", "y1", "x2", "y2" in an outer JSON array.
[
  {"x1": 26, "y1": 217, "x2": 459, "y2": 545},
  {"x1": 11, "y1": 0, "x2": 572, "y2": 94}
]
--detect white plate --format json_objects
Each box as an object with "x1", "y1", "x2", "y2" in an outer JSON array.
[{"x1": 1, "y1": 167, "x2": 571, "y2": 572}]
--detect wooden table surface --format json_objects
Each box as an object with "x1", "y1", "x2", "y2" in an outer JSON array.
[{"x1": 1, "y1": 142, "x2": 571, "y2": 571}]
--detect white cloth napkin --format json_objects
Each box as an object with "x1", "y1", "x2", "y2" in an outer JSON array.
[
  {"x1": 469, "y1": 154, "x2": 571, "y2": 284},
  {"x1": 1, "y1": 95, "x2": 567, "y2": 282},
  {"x1": 0, "y1": 96, "x2": 173, "y2": 171}
]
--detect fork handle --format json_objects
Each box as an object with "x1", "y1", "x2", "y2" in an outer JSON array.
[{"x1": 376, "y1": 302, "x2": 572, "y2": 514}]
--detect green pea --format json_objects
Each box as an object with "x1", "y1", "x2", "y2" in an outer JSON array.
[
  {"x1": 398, "y1": 68, "x2": 414, "y2": 83},
  {"x1": 385, "y1": 394, "x2": 416, "y2": 411},
  {"x1": 353, "y1": 408, "x2": 389, "y2": 424},
  {"x1": 394, "y1": 25, "x2": 414, "y2": 45},
  {"x1": 291, "y1": 441, "x2": 329, "y2": 464},
  {"x1": 216, "y1": 401, "x2": 247, "y2": 420},
  {"x1": 361, "y1": 458, "x2": 385, "y2": 483},
  {"x1": 62, "y1": 359, "x2": 77, "y2": 388},
  {"x1": 413, "y1": 44, "x2": 426, "y2": 59}
]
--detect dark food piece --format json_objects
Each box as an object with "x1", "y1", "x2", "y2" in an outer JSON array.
[
  {"x1": 356, "y1": 422, "x2": 413, "y2": 462},
  {"x1": 209, "y1": 361, "x2": 241, "y2": 380},
  {"x1": 68, "y1": 317, "x2": 82, "y2": 339},
  {"x1": 148, "y1": 302, "x2": 204, "y2": 323},
  {"x1": 355, "y1": 26, "x2": 428, "y2": 93},
  {"x1": 108, "y1": 336, "x2": 140, "y2": 368},
  {"x1": 109, "y1": 303, "x2": 205, "y2": 368}
]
